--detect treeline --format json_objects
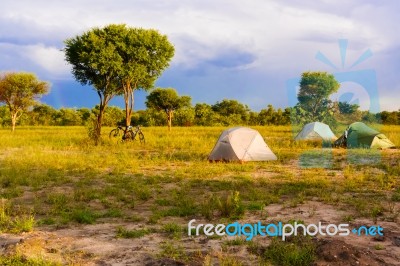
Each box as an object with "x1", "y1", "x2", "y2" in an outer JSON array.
[
  {"x1": 0, "y1": 100, "x2": 290, "y2": 127},
  {"x1": 1, "y1": 99, "x2": 399, "y2": 127}
]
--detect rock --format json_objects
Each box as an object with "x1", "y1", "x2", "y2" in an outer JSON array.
[
  {"x1": 393, "y1": 236, "x2": 400, "y2": 247},
  {"x1": 373, "y1": 235, "x2": 385, "y2": 242},
  {"x1": 0, "y1": 237, "x2": 23, "y2": 249}
]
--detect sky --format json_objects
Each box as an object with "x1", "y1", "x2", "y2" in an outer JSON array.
[{"x1": 1, "y1": 0, "x2": 399, "y2": 112}]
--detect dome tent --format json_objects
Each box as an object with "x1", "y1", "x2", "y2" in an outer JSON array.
[
  {"x1": 334, "y1": 122, "x2": 395, "y2": 149},
  {"x1": 295, "y1": 122, "x2": 337, "y2": 141},
  {"x1": 208, "y1": 127, "x2": 277, "y2": 162}
]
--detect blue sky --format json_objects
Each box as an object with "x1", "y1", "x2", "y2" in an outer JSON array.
[{"x1": 1, "y1": 0, "x2": 399, "y2": 111}]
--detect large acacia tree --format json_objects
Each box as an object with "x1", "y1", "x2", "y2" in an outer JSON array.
[
  {"x1": 117, "y1": 27, "x2": 175, "y2": 127},
  {"x1": 64, "y1": 24, "x2": 174, "y2": 143},
  {"x1": 0, "y1": 72, "x2": 49, "y2": 132}
]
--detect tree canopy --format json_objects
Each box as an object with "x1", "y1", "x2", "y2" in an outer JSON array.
[
  {"x1": 64, "y1": 24, "x2": 174, "y2": 143},
  {"x1": 1, "y1": 101, "x2": 399, "y2": 128},
  {"x1": 64, "y1": 24, "x2": 124, "y2": 143},
  {"x1": 211, "y1": 99, "x2": 250, "y2": 125},
  {"x1": 0, "y1": 72, "x2": 49, "y2": 131},
  {"x1": 297, "y1": 71, "x2": 340, "y2": 124},
  {"x1": 146, "y1": 88, "x2": 191, "y2": 130},
  {"x1": 338, "y1": 101, "x2": 359, "y2": 114},
  {"x1": 116, "y1": 26, "x2": 175, "y2": 127}
]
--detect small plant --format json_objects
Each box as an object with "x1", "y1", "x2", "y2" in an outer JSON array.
[
  {"x1": 308, "y1": 205, "x2": 317, "y2": 217},
  {"x1": 161, "y1": 189, "x2": 198, "y2": 217},
  {"x1": 70, "y1": 208, "x2": 97, "y2": 224},
  {"x1": 135, "y1": 186, "x2": 152, "y2": 201},
  {"x1": 11, "y1": 214, "x2": 35, "y2": 233},
  {"x1": 199, "y1": 191, "x2": 245, "y2": 220},
  {"x1": 116, "y1": 226, "x2": 151, "y2": 238},
  {"x1": 374, "y1": 244, "x2": 385, "y2": 250},
  {"x1": 217, "y1": 191, "x2": 245, "y2": 219},
  {"x1": 392, "y1": 191, "x2": 400, "y2": 202},
  {"x1": 217, "y1": 253, "x2": 243, "y2": 266},
  {"x1": 0, "y1": 253, "x2": 60, "y2": 266},
  {"x1": 38, "y1": 217, "x2": 56, "y2": 225},
  {"x1": 246, "y1": 202, "x2": 265, "y2": 211},
  {"x1": 102, "y1": 208, "x2": 123, "y2": 218},
  {"x1": 371, "y1": 205, "x2": 384, "y2": 224},
  {"x1": 147, "y1": 212, "x2": 162, "y2": 224},
  {"x1": 387, "y1": 200, "x2": 396, "y2": 213},
  {"x1": 200, "y1": 194, "x2": 218, "y2": 220},
  {"x1": 46, "y1": 193, "x2": 70, "y2": 215},
  {"x1": 159, "y1": 241, "x2": 188, "y2": 262},
  {"x1": 155, "y1": 198, "x2": 171, "y2": 206},
  {"x1": 0, "y1": 199, "x2": 35, "y2": 233},
  {"x1": 263, "y1": 236, "x2": 316, "y2": 266},
  {"x1": 223, "y1": 237, "x2": 246, "y2": 246},
  {"x1": 163, "y1": 222, "x2": 182, "y2": 238},
  {"x1": 0, "y1": 199, "x2": 11, "y2": 230},
  {"x1": 203, "y1": 254, "x2": 212, "y2": 266},
  {"x1": 342, "y1": 215, "x2": 354, "y2": 223},
  {"x1": 246, "y1": 240, "x2": 263, "y2": 255}
]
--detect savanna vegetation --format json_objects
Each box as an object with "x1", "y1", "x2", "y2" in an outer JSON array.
[
  {"x1": 0, "y1": 23, "x2": 399, "y2": 265},
  {"x1": 1, "y1": 101, "x2": 398, "y2": 130},
  {"x1": 0, "y1": 125, "x2": 399, "y2": 264}
]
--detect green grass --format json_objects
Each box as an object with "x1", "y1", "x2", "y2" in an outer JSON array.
[
  {"x1": 0, "y1": 125, "x2": 399, "y2": 264},
  {"x1": 262, "y1": 236, "x2": 316, "y2": 266},
  {"x1": 116, "y1": 226, "x2": 152, "y2": 238},
  {"x1": 0, "y1": 199, "x2": 35, "y2": 233},
  {"x1": 0, "y1": 254, "x2": 60, "y2": 266},
  {"x1": 69, "y1": 208, "x2": 97, "y2": 224},
  {"x1": 159, "y1": 241, "x2": 188, "y2": 262}
]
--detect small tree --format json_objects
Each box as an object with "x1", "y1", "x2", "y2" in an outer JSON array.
[
  {"x1": 0, "y1": 72, "x2": 49, "y2": 131},
  {"x1": 297, "y1": 71, "x2": 340, "y2": 123},
  {"x1": 146, "y1": 88, "x2": 191, "y2": 130},
  {"x1": 194, "y1": 103, "x2": 215, "y2": 126},
  {"x1": 212, "y1": 99, "x2": 250, "y2": 123},
  {"x1": 258, "y1": 104, "x2": 275, "y2": 125},
  {"x1": 30, "y1": 104, "x2": 57, "y2": 126},
  {"x1": 338, "y1": 101, "x2": 359, "y2": 114}
]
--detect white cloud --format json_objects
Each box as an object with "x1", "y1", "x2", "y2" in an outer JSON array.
[
  {"x1": 23, "y1": 44, "x2": 69, "y2": 78},
  {"x1": 0, "y1": 0, "x2": 399, "y2": 110}
]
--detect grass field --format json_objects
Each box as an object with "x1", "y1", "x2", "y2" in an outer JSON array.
[{"x1": 0, "y1": 125, "x2": 399, "y2": 265}]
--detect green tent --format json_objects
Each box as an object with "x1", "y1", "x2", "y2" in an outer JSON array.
[{"x1": 334, "y1": 122, "x2": 395, "y2": 149}]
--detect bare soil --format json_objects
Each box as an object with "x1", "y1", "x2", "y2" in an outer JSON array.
[{"x1": 1, "y1": 200, "x2": 399, "y2": 265}]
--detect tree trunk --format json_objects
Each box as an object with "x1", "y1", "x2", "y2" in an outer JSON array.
[
  {"x1": 123, "y1": 82, "x2": 134, "y2": 127},
  {"x1": 94, "y1": 103, "x2": 106, "y2": 145},
  {"x1": 125, "y1": 105, "x2": 130, "y2": 127},
  {"x1": 167, "y1": 111, "x2": 173, "y2": 131},
  {"x1": 11, "y1": 113, "x2": 17, "y2": 132}
]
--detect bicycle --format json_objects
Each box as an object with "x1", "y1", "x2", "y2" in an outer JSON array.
[{"x1": 109, "y1": 125, "x2": 145, "y2": 144}]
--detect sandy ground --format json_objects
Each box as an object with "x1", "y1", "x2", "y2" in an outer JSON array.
[{"x1": 1, "y1": 201, "x2": 399, "y2": 265}]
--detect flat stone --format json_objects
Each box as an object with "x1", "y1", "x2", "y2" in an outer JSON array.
[
  {"x1": 393, "y1": 236, "x2": 400, "y2": 247},
  {"x1": 373, "y1": 235, "x2": 385, "y2": 242},
  {"x1": 0, "y1": 236, "x2": 23, "y2": 249}
]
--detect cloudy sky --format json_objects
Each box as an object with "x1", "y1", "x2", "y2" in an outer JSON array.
[{"x1": 1, "y1": 0, "x2": 399, "y2": 111}]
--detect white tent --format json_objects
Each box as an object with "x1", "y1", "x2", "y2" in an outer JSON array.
[
  {"x1": 295, "y1": 122, "x2": 337, "y2": 141},
  {"x1": 208, "y1": 127, "x2": 277, "y2": 162}
]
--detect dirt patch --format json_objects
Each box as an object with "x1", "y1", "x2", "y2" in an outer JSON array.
[
  {"x1": 315, "y1": 238, "x2": 384, "y2": 265},
  {"x1": 1, "y1": 200, "x2": 399, "y2": 265}
]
